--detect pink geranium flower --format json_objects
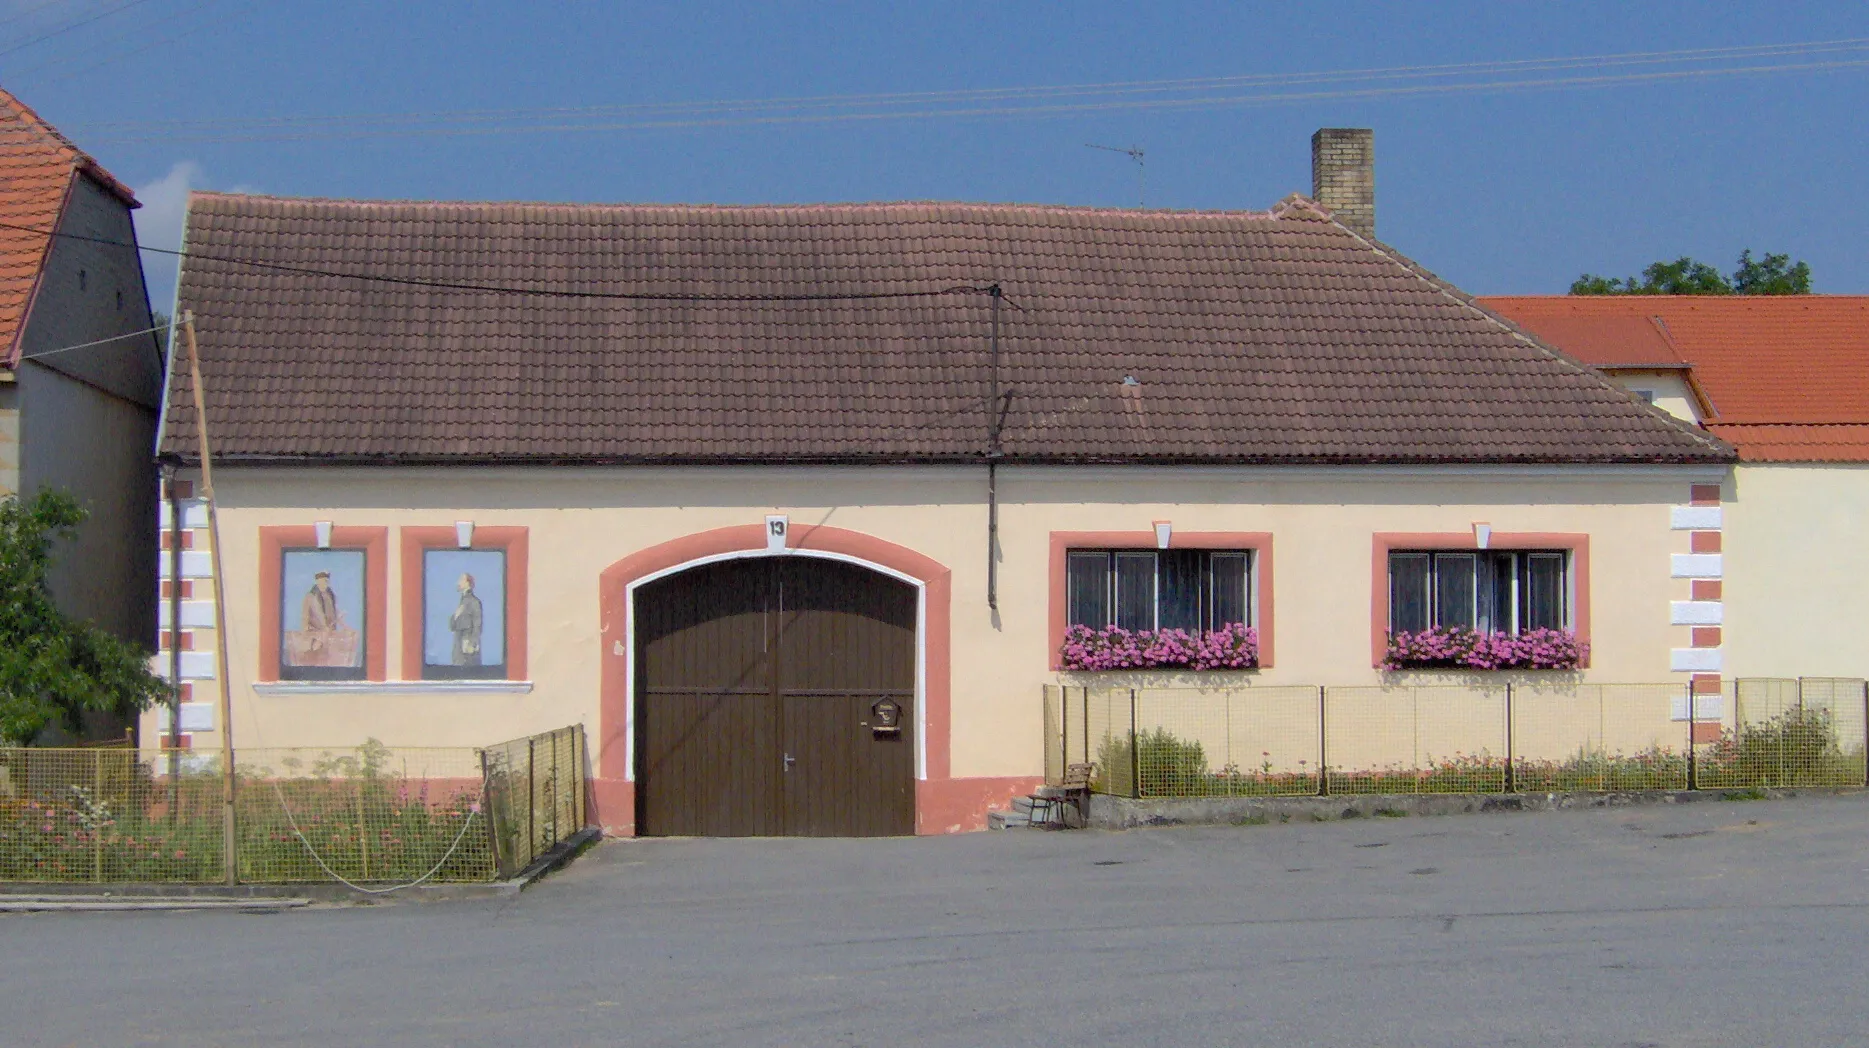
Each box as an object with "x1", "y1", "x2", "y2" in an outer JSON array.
[
  {"x1": 1060, "y1": 623, "x2": 1258, "y2": 670},
  {"x1": 1383, "y1": 626, "x2": 1587, "y2": 671}
]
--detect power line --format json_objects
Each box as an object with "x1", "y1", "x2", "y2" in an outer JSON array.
[
  {"x1": 68, "y1": 36, "x2": 1869, "y2": 143},
  {"x1": 7, "y1": 0, "x2": 243, "y2": 85},
  {"x1": 0, "y1": 218, "x2": 1002, "y2": 304},
  {"x1": 109, "y1": 56, "x2": 1869, "y2": 145},
  {"x1": 0, "y1": 0, "x2": 84, "y2": 34},
  {"x1": 15, "y1": 321, "x2": 164, "y2": 360},
  {"x1": 0, "y1": 0, "x2": 155, "y2": 60},
  {"x1": 75, "y1": 37, "x2": 1869, "y2": 130}
]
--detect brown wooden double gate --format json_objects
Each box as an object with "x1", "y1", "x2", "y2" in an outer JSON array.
[{"x1": 635, "y1": 556, "x2": 916, "y2": 837}]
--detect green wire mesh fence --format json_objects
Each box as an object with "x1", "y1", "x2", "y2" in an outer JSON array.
[
  {"x1": 1047, "y1": 678, "x2": 1868, "y2": 799},
  {"x1": 0, "y1": 725, "x2": 588, "y2": 885}
]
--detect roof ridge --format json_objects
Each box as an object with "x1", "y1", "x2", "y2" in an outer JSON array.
[
  {"x1": 1357, "y1": 236, "x2": 1734, "y2": 460},
  {"x1": 188, "y1": 189, "x2": 1284, "y2": 220},
  {"x1": 0, "y1": 85, "x2": 137, "y2": 206}
]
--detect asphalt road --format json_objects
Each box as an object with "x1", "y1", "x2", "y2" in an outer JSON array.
[{"x1": 7, "y1": 796, "x2": 1869, "y2": 1047}]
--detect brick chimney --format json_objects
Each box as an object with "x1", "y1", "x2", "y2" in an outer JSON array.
[{"x1": 1311, "y1": 128, "x2": 1374, "y2": 239}]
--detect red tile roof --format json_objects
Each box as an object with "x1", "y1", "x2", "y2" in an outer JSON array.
[
  {"x1": 1699, "y1": 424, "x2": 1869, "y2": 462},
  {"x1": 161, "y1": 192, "x2": 1731, "y2": 466},
  {"x1": 0, "y1": 86, "x2": 137, "y2": 368},
  {"x1": 1482, "y1": 296, "x2": 1869, "y2": 462}
]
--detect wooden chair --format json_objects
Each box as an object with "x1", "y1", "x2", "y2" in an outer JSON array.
[{"x1": 1030, "y1": 762, "x2": 1095, "y2": 828}]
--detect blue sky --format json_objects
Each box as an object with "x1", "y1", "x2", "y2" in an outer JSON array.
[{"x1": 4, "y1": 1, "x2": 1865, "y2": 308}]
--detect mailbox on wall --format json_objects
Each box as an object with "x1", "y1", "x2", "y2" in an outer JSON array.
[{"x1": 869, "y1": 698, "x2": 901, "y2": 736}]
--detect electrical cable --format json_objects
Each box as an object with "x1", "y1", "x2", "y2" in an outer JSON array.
[
  {"x1": 0, "y1": 218, "x2": 1002, "y2": 303},
  {"x1": 75, "y1": 36, "x2": 1869, "y2": 132},
  {"x1": 0, "y1": 0, "x2": 154, "y2": 60},
  {"x1": 0, "y1": 0, "x2": 83, "y2": 33},
  {"x1": 15, "y1": 322, "x2": 164, "y2": 361},
  {"x1": 6, "y1": 0, "x2": 242, "y2": 85},
  {"x1": 67, "y1": 37, "x2": 1869, "y2": 144}
]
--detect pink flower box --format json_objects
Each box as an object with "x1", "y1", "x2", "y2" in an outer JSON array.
[
  {"x1": 1383, "y1": 626, "x2": 1587, "y2": 671},
  {"x1": 1060, "y1": 623, "x2": 1258, "y2": 671}
]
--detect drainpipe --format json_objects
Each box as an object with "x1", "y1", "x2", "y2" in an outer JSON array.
[
  {"x1": 985, "y1": 285, "x2": 1003, "y2": 612},
  {"x1": 165, "y1": 464, "x2": 183, "y2": 817}
]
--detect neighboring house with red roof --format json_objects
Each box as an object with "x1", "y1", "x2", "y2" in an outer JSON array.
[
  {"x1": 1483, "y1": 295, "x2": 1869, "y2": 683},
  {"x1": 148, "y1": 131, "x2": 1737, "y2": 837},
  {"x1": 0, "y1": 86, "x2": 164, "y2": 735}
]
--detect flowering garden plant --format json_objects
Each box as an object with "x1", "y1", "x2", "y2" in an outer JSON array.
[
  {"x1": 1383, "y1": 626, "x2": 1587, "y2": 671},
  {"x1": 1060, "y1": 622, "x2": 1258, "y2": 671}
]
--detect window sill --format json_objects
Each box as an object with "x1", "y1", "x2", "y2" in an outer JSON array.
[
  {"x1": 1056, "y1": 666, "x2": 1261, "y2": 674},
  {"x1": 1379, "y1": 666, "x2": 1588, "y2": 674},
  {"x1": 253, "y1": 680, "x2": 534, "y2": 696}
]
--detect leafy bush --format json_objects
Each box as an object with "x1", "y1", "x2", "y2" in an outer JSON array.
[
  {"x1": 0, "y1": 741, "x2": 492, "y2": 884},
  {"x1": 1, "y1": 490, "x2": 166, "y2": 742},
  {"x1": 1699, "y1": 706, "x2": 1863, "y2": 788}
]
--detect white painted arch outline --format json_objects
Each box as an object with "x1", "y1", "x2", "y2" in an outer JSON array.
[{"x1": 622, "y1": 547, "x2": 929, "y2": 783}]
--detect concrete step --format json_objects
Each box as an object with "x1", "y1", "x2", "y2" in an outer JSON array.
[{"x1": 987, "y1": 809, "x2": 1034, "y2": 831}]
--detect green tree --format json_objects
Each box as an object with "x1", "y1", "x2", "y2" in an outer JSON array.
[
  {"x1": 1570, "y1": 250, "x2": 1812, "y2": 296},
  {"x1": 1731, "y1": 250, "x2": 1812, "y2": 294},
  {"x1": 0, "y1": 489, "x2": 167, "y2": 743}
]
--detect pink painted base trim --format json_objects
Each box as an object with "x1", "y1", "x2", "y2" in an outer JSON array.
[
  {"x1": 590, "y1": 776, "x2": 637, "y2": 836},
  {"x1": 594, "y1": 776, "x2": 1043, "y2": 837},
  {"x1": 917, "y1": 776, "x2": 1046, "y2": 835}
]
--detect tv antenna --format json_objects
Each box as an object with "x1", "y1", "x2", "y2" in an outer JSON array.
[{"x1": 1086, "y1": 143, "x2": 1145, "y2": 208}]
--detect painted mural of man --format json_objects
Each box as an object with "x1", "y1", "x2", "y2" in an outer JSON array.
[
  {"x1": 450, "y1": 573, "x2": 484, "y2": 666},
  {"x1": 299, "y1": 571, "x2": 344, "y2": 658}
]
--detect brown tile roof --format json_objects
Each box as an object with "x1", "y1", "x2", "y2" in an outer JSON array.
[
  {"x1": 0, "y1": 87, "x2": 138, "y2": 368},
  {"x1": 1483, "y1": 296, "x2": 1869, "y2": 462},
  {"x1": 162, "y1": 192, "x2": 1731, "y2": 466}
]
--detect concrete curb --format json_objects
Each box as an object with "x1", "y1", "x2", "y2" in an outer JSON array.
[
  {"x1": 0, "y1": 895, "x2": 312, "y2": 913},
  {"x1": 1086, "y1": 786, "x2": 1868, "y2": 829},
  {"x1": 0, "y1": 826, "x2": 605, "y2": 905}
]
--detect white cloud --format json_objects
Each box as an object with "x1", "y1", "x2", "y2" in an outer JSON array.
[
  {"x1": 131, "y1": 161, "x2": 200, "y2": 315},
  {"x1": 132, "y1": 161, "x2": 260, "y2": 314}
]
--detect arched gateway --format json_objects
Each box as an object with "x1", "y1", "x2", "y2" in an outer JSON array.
[{"x1": 634, "y1": 556, "x2": 917, "y2": 836}]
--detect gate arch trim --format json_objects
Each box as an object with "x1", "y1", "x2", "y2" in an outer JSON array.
[{"x1": 597, "y1": 524, "x2": 952, "y2": 803}]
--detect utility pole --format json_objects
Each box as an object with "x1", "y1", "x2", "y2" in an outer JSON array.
[
  {"x1": 182, "y1": 311, "x2": 238, "y2": 886},
  {"x1": 1086, "y1": 143, "x2": 1146, "y2": 208}
]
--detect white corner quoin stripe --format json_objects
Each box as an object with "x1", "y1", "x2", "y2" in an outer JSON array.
[
  {"x1": 1670, "y1": 601, "x2": 1724, "y2": 625},
  {"x1": 157, "y1": 600, "x2": 217, "y2": 628},
  {"x1": 1670, "y1": 554, "x2": 1723, "y2": 579},
  {"x1": 1670, "y1": 506, "x2": 1722, "y2": 530},
  {"x1": 159, "y1": 550, "x2": 214, "y2": 579},
  {"x1": 156, "y1": 501, "x2": 209, "y2": 530},
  {"x1": 1670, "y1": 694, "x2": 1725, "y2": 721},
  {"x1": 1670, "y1": 647, "x2": 1723, "y2": 672}
]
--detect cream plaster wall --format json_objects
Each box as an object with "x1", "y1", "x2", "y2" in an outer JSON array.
[
  {"x1": 148, "y1": 464, "x2": 1713, "y2": 782},
  {"x1": 0, "y1": 383, "x2": 17, "y2": 495},
  {"x1": 1724, "y1": 463, "x2": 1869, "y2": 680},
  {"x1": 1604, "y1": 371, "x2": 1700, "y2": 423}
]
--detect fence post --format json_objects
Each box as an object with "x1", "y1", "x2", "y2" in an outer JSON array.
[
  {"x1": 527, "y1": 736, "x2": 537, "y2": 867},
  {"x1": 93, "y1": 749, "x2": 104, "y2": 883},
  {"x1": 1687, "y1": 684, "x2": 1699, "y2": 791},
  {"x1": 545, "y1": 732, "x2": 560, "y2": 844},
  {"x1": 1059, "y1": 685, "x2": 1069, "y2": 779},
  {"x1": 355, "y1": 786, "x2": 370, "y2": 882},
  {"x1": 1861, "y1": 680, "x2": 1868, "y2": 788},
  {"x1": 1129, "y1": 689, "x2": 1139, "y2": 799},
  {"x1": 479, "y1": 748, "x2": 505, "y2": 880},
  {"x1": 1504, "y1": 683, "x2": 1516, "y2": 794},
  {"x1": 575, "y1": 724, "x2": 588, "y2": 828},
  {"x1": 1081, "y1": 686, "x2": 1089, "y2": 773},
  {"x1": 1317, "y1": 686, "x2": 1329, "y2": 797}
]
